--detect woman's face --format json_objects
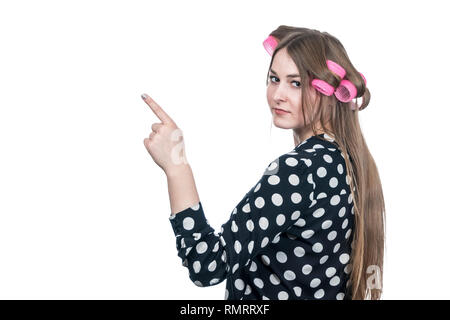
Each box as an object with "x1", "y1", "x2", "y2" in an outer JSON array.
[{"x1": 266, "y1": 47, "x2": 318, "y2": 131}]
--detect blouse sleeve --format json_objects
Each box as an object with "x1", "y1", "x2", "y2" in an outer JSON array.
[{"x1": 168, "y1": 151, "x2": 316, "y2": 287}]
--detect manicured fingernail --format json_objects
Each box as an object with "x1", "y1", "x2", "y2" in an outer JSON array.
[{"x1": 141, "y1": 93, "x2": 149, "y2": 100}]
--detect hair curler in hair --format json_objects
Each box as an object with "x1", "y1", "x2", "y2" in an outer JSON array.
[
  {"x1": 311, "y1": 60, "x2": 346, "y2": 96},
  {"x1": 311, "y1": 60, "x2": 366, "y2": 103},
  {"x1": 263, "y1": 35, "x2": 278, "y2": 56},
  {"x1": 333, "y1": 71, "x2": 367, "y2": 103}
]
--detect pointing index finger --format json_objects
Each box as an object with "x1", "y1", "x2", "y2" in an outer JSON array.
[{"x1": 141, "y1": 93, "x2": 174, "y2": 124}]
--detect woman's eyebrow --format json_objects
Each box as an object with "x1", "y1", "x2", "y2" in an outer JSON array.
[{"x1": 270, "y1": 68, "x2": 301, "y2": 78}]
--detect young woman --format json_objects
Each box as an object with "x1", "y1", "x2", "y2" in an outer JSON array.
[{"x1": 142, "y1": 25, "x2": 386, "y2": 300}]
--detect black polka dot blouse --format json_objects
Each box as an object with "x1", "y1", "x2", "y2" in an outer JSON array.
[{"x1": 169, "y1": 133, "x2": 355, "y2": 300}]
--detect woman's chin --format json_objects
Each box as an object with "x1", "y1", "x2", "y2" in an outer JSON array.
[{"x1": 272, "y1": 119, "x2": 294, "y2": 129}]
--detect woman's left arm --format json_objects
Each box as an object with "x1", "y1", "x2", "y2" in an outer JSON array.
[{"x1": 141, "y1": 93, "x2": 200, "y2": 215}]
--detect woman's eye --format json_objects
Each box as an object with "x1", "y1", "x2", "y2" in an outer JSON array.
[{"x1": 269, "y1": 76, "x2": 301, "y2": 88}]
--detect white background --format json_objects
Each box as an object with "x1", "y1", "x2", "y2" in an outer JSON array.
[{"x1": 0, "y1": 0, "x2": 449, "y2": 299}]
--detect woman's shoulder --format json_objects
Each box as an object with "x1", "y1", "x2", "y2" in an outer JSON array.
[
  {"x1": 261, "y1": 134, "x2": 341, "y2": 179},
  {"x1": 288, "y1": 133, "x2": 347, "y2": 170},
  {"x1": 294, "y1": 133, "x2": 337, "y2": 150}
]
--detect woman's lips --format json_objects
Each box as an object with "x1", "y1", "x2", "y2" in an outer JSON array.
[{"x1": 273, "y1": 108, "x2": 290, "y2": 115}]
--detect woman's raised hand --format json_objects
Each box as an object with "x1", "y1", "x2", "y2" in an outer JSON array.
[{"x1": 142, "y1": 93, "x2": 188, "y2": 174}]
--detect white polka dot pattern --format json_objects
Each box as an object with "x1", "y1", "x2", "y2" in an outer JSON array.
[{"x1": 168, "y1": 133, "x2": 355, "y2": 300}]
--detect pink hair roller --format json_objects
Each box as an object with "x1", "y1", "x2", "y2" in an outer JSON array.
[
  {"x1": 333, "y1": 71, "x2": 367, "y2": 103},
  {"x1": 311, "y1": 59, "x2": 347, "y2": 96},
  {"x1": 263, "y1": 35, "x2": 278, "y2": 56},
  {"x1": 311, "y1": 60, "x2": 367, "y2": 103}
]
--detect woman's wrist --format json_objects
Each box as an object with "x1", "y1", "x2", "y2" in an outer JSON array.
[
  {"x1": 165, "y1": 162, "x2": 191, "y2": 178},
  {"x1": 164, "y1": 162, "x2": 200, "y2": 216}
]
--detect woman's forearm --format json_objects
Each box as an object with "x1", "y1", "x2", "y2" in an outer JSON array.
[{"x1": 165, "y1": 163, "x2": 200, "y2": 215}]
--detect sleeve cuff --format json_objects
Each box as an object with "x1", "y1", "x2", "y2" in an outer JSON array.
[{"x1": 168, "y1": 201, "x2": 210, "y2": 237}]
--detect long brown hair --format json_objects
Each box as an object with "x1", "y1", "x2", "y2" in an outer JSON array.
[{"x1": 266, "y1": 25, "x2": 386, "y2": 300}]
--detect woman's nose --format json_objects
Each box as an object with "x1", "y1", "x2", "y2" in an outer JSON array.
[{"x1": 273, "y1": 84, "x2": 288, "y2": 102}]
